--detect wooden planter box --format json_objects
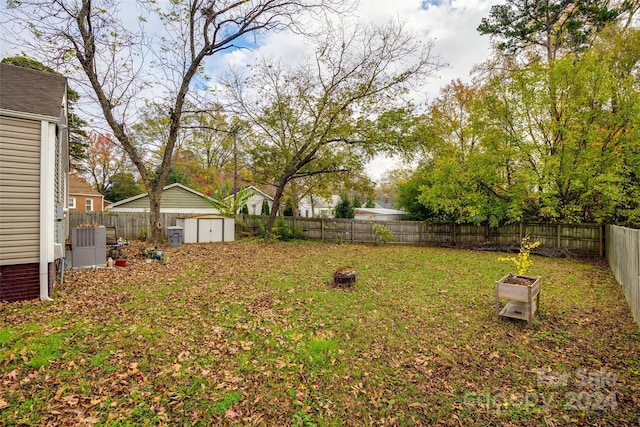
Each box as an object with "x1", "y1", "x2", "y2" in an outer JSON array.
[{"x1": 495, "y1": 274, "x2": 541, "y2": 325}]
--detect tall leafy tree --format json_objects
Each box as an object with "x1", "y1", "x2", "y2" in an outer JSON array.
[
  {"x1": 178, "y1": 108, "x2": 251, "y2": 196},
  {"x1": 82, "y1": 131, "x2": 128, "y2": 194},
  {"x1": 412, "y1": 80, "x2": 513, "y2": 225},
  {"x1": 394, "y1": 164, "x2": 445, "y2": 221},
  {"x1": 477, "y1": 0, "x2": 623, "y2": 62},
  {"x1": 102, "y1": 172, "x2": 142, "y2": 203},
  {"x1": 181, "y1": 107, "x2": 236, "y2": 171},
  {"x1": 482, "y1": 27, "x2": 640, "y2": 223},
  {"x1": 6, "y1": 0, "x2": 343, "y2": 243},
  {"x1": 412, "y1": 25, "x2": 640, "y2": 225},
  {"x1": 473, "y1": 1, "x2": 640, "y2": 226},
  {"x1": 227, "y1": 20, "x2": 441, "y2": 236}
]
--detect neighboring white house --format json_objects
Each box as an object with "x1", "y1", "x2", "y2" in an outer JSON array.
[
  {"x1": 354, "y1": 208, "x2": 406, "y2": 221},
  {"x1": 298, "y1": 194, "x2": 340, "y2": 218},
  {"x1": 106, "y1": 183, "x2": 219, "y2": 214},
  {"x1": 239, "y1": 186, "x2": 275, "y2": 215}
]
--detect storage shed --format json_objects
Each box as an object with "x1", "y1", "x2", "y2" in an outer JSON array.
[{"x1": 176, "y1": 215, "x2": 235, "y2": 243}]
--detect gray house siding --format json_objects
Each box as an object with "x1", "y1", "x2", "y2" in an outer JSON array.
[
  {"x1": 0, "y1": 63, "x2": 68, "y2": 302},
  {"x1": 0, "y1": 116, "x2": 41, "y2": 265}
]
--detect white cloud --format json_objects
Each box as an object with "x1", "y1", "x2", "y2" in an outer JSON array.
[
  {"x1": 0, "y1": 0, "x2": 500, "y2": 182},
  {"x1": 201, "y1": 0, "x2": 500, "y2": 181},
  {"x1": 358, "y1": 0, "x2": 499, "y2": 177}
]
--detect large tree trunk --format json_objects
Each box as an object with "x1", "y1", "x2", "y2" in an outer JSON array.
[
  {"x1": 265, "y1": 183, "x2": 285, "y2": 238},
  {"x1": 148, "y1": 189, "x2": 163, "y2": 243}
]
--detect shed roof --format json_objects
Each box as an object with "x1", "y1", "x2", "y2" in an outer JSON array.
[
  {"x1": 373, "y1": 200, "x2": 396, "y2": 210},
  {"x1": 0, "y1": 63, "x2": 67, "y2": 119}
]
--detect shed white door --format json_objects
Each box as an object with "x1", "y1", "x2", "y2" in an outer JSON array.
[{"x1": 198, "y1": 218, "x2": 223, "y2": 242}]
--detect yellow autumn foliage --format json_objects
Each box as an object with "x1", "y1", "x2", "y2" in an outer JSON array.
[{"x1": 498, "y1": 236, "x2": 541, "y2": 275}]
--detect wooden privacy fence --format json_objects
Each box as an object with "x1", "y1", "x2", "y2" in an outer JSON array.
[
  {"x1": 238, "y1": 215, "x2": 604, "y2": 255},
  {"x1": 605, "y1": 225, "x2": 640, "y2": 327},
  {"x1": 69, "y1": 212, "x2": 185, "y2": 240},
  {"x1": 68, "y1": 212, "x2": 603, "y2": 253},
  {"x1": 69, "y1": 212, "x2": 603, "y2": 255}
]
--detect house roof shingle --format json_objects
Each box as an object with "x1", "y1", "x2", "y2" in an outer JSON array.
[{"x1": 0, "y1": 63, "x2": 67, "y2": 119}]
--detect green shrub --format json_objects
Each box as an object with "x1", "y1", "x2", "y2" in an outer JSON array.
[
  {"x1": 372, "y1": 223, "x2": 394, "y2": 245},
  {"x1": 274, "y1": 216, "x2": 294, "y2": 241}
]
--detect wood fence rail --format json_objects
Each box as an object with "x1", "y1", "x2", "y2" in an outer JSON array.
[
  {"x1": 237, "y1": 215, "x2": 604, "y2": 255},
  {"x1": 69, "y1": 212, "x2": 604, "y2": 255},
  {"x1": 69, "y1": 212, "x2": 184, "y2": 241},
  {"x1": 606, "y1": 225, "x2": 640, "y2": 327}
]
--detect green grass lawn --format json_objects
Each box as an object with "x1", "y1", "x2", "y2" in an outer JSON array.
[{"x1": 1, "y1": 241, "x2": 638, "y2": 426}]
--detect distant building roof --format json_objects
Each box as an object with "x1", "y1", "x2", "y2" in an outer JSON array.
[
  {"x1": 0, "y1": 63, "x2": 67, "y2": 119},
  {"x1": 69, "y1": 175, "x2": 102, "y2": 197},
  {"x1": 374, "y1": 200, "x2": 396, "y2": 210},
  {"x1": 355, "y1": 208, "x2": 405, "y2": 216},
  {"x1": 228, "y1": 185, "x2": 274, "y2": 202}
]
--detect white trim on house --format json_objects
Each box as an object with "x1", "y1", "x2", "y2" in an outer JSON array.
[
  {"x1": 0, "y1": 108, "x2": 59, "y2": 123},
  {"x1": 39, "y1": 121, "x2": 56, "y2": 301},
  {"x1": 236, "y1": 186, "x2": 273, "y2": 202}
]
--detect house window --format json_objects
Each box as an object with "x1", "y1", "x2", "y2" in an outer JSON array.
[
  {"x1": 68, "y1": 197, "x2": 76, "y2": 209},
  {"x1": 85, "y1": 199, "x2": 93, "y2": 212}
]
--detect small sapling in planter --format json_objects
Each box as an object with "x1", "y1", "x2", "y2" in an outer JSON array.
[{"x1": 495, "y1": 237, "x2": 541, "y2": 325}]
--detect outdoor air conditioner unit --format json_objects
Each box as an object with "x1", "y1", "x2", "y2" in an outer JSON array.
[{"x1": 72, "y1": 226, "x2": 106, "y2": 268}]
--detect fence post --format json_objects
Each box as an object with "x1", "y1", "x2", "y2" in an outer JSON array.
[
  {"x1": 557, "y1": 223, "x2": 561, "y2": 249},
  {"x1": 351, "y1": 220, "x2": 354, "y2": 243},
  {"x1": 321, "y1": 219, "x2": 324, "y2": 241},
  {"x1": 519, "y1": 222, "x2": 523, "y2": 242}
]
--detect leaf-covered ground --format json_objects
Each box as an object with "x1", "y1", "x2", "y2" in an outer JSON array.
[{"x1": 1, "y1": 240, "x2": 638, "y2": 426}]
